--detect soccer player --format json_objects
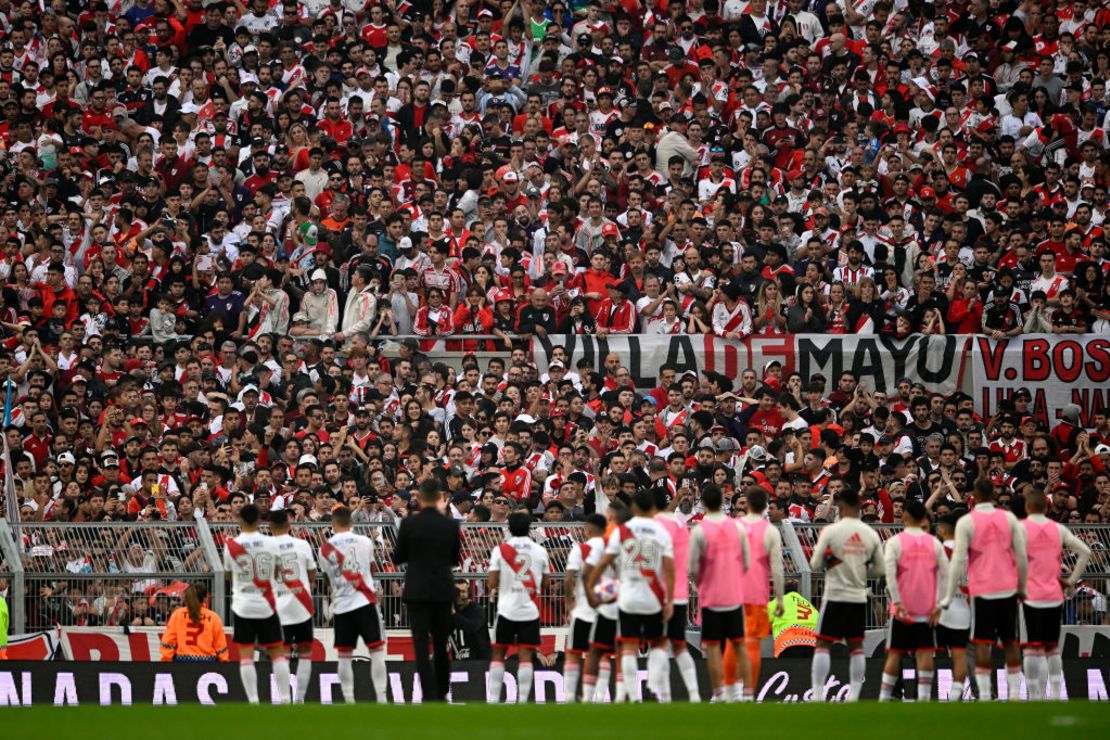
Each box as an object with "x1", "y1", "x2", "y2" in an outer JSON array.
[
  {"x1": 734, "y1": 485, "x2": 785, "y2": 700},
  {"x1": 563, "y1": 514, "x2": 606, "y2": 703},
  {"x1": 653, "y1": 488, "x2": 700, "y2": 701},
  {"x1": 319, "y1": 505, "x2": 389, "y2": 704},
  {"x1": 586, "y1": 490, "x2": 675, "y2": 703},
  {"x1": 270, "y1": 509, "x2": 317, "y2": 703},
  {"x1": 940, "y1": 478, "x2": 1028, "y2": 702},
  {"x1": 879, "y1": 499, "x2": 948, "y2": 702},
  {"x1": 935, "y1": 514, "x2": 971, "y2": 701},
  {"x1": 808, "y1": 487, "x2": 883, "y2": 702},
  {"x1": 582, "y1": 501, "x2": 630, "y2": 703},
  {"x1": 224, "y1": 503, "x2": 290, "y2": 704},
  {"x1": 1022, "y1": 489, "x2": 1091, "y2": 700},
  {"x1": 688, "y1": 483, "x2": 750, "y2": 702},
  {"x1": 487, "y1": 511, "x2": 550, "y2": 704}
]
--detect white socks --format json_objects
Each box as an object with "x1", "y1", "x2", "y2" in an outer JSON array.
[
  {"x1": 594, "y1": 660, "x2": 611, "y2": 703},
  {"x1": 674, "y1": 649, "x2": 700, "y2": 702},
  {"x1": 879, "y1": 671, "x2": 898, "y2": 702},
  {"x1": 621, "y1": 653, "x2": 641, "y2": 703},
  {"x1": 917, "y1": 670, "x2": 934, "y2": 701},
  {"x1": 338, "y1": 657, "x2": 355, "y2": 704},
  {"x1": 295, "y1": 657, "x2": 312, "y2": 703},
  {"x1": 848, "y1": 650, "x2": 866, "y2": 702},
  {"x1": 648, "y1": 648, "x2": 671, "y2": 703},
  {"x1": 948, "y1": 679, "x2": 965, "y2": 702},
  {"x1": 975, "y1": 667, "x2": 993, "y2": 701},
  {"x1": 488, "y1": 660, "x2": 505, "y2": 703},
  {"x1": 272, "y1": 656, "x2": 292, "y2": 704},
  {"x1": 1024, "y1": 650, "x2": 1046, "y2": 701},
  {"x1": 518, "y1": 662, "x2": 534, "y2": 703},
  {"x1": 371, "y1": 649, "x2": 388, "y2": 704},
  {"x1": 1005, "y1": 665, "x2": 1021, "y2": 702},
  {"x1": 810, "y1": 648, "x2": 830, "y2": 702},
  {"x1": 1047, "y1": 651, "x2": 1063, "y2": 700},
  {"x1": 239, "y1": 660, "x2": 260, "y2": 704},
  {"x1": 564, "y1": 664, "x2": 580, "y2": 703}
]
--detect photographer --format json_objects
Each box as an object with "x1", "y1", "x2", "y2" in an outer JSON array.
[{"x1": 448, "y1": 581, "x2": 491, "y2": 662}]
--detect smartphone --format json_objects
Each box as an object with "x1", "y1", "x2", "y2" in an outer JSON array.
[{"x1": 197, "y1": 254, "x2": 215, "y2": 271}]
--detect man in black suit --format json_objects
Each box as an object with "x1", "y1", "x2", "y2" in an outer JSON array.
[{"x1": 394, "y1": 479, "x2": 461, "y2": 701}]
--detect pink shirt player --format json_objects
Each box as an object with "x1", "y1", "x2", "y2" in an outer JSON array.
[{"x1": 884, "y1": 526, "x2": 948, "y2": 621}]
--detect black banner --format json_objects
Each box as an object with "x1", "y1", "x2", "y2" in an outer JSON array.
[{"x1": 1, "y1": 659, "x2": 1107, "y2": 705}]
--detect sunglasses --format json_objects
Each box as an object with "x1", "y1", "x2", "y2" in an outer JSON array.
[{"x1": 493, "y1": 498, "x2": 509, "y2": 505}]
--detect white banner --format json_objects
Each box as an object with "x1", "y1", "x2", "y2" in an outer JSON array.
[
  {"x1": 971, "y1": 335, "x2": 1110, "y2": 425},
  {"x1": 533, "y1": 334, "x2": 965, "y2": 395}
]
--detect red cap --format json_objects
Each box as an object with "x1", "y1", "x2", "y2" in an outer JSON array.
[
  {"x1": 495, "y1": 290, "x2": 513, "y2": 303},
  {"x1": 601, "y1": 222, "x2": 620, "y2": 238},
  {"x1": 124, "y1": 358, "x2": 146, "y2": 372},
  {"x1": 552, "y1": 261, "x2": 569, "y2": 274},
  {"x1": 787, "y1": 168, "x2": 803, "y2": 180},
  {"x1": 919, "y1": 187, "x2": 936, "y2": 199},
  {"x1": 894, "y1": 123, "x2": 911, "y2": 135}
]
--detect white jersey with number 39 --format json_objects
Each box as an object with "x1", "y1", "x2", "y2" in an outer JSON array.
[
  {"x1": 605, "y1": 516, "x2": 674, "y2": 615},
  {"x1": 224, "y1": 531, "x2": 281, "y2": 619},
  {"x1": 319, "y1": 531, "x2": 379, "y2": 615},
  {"x1": 489, "y1": 536, "x2": 549, "y2": 621}
]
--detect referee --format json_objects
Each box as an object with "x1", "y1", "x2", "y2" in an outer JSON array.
[{"x1": 394, "y1": 479, "x2": 462, "y2": 702}]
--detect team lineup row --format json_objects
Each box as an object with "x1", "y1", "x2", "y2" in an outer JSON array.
[{"x1": 211, "y1": 478, "x2": 1089, "y2": 704}]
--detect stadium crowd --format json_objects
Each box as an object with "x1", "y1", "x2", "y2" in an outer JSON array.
[{"x1": 1, "y1": 0, "x2": 1110, "y2": 628}]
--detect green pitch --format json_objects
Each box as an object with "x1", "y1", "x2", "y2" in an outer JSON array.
[{"x1": 2, "y1": 702, "x2": 1108, "y2": 738}]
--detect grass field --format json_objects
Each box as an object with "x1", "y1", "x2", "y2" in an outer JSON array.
[{"x1": 2, "y1": 702, "x2": 1107, "y2": 738}]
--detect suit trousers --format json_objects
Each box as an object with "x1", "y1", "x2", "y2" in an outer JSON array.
[{"x1": 408, "y1": 600, "x2": 453, "y2": 701}]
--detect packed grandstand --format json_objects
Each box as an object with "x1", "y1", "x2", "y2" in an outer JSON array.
[{"x1": 0, "y1": 0, "x2": 1107, "y2": 652}]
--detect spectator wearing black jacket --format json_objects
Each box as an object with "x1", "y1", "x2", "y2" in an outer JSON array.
[{"x1": 516, "y1": 289, "x2": 558, "y2": 338}]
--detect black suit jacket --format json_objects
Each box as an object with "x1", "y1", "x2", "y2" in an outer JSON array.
[{"x1": 393, "y1": 507, "x2": 461, "y2": 602}]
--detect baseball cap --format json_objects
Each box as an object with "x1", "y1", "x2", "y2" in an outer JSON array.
[
  {"x1": 310, "y1": 269, "x2": 327, "y2": 282},
  {"x1": 601, "y1": 222, "x2": 620, "y2": 238}
]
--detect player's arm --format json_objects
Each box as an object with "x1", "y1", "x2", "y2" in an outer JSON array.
[
  {"x1": 867, "y1": 531, "x2": 885, "y2": 578},
  {"x1": 808, "y1": 526, "x2": 831, "y2": 572},
  {"x1": 883, "y1": 537, "x2": 904, "y2": 615},
  {"x1": 941, "y1": 516, "x2": 973, "y2": 608},
  {"x1": 662, "y1": 554, "x2": 675, "y2": 622},
  {"x1": 687, "y1": 525, "x2": 706, "y2": 581},
  {"x1": 1061, "y1": 526, "x2": 1092, "y2": 592},
  {"x1": 930, "y1": 539, "x2": 949, "y2": 626},
  {"x1": 487, "y1": 546, "x2": 501, "y2": 596},
  {"x1": 767, "y1": 526, "x2": 785, "y2": 614},
  {"x1": 1010, "y1": 512, "x2": 1028, "y2": 598},
  {"x1": 738, "y1": 522, "x2": 750, "y2": 572},
  {"x1": 222, "y1": 545, "x2": 233, "y2": 581},
  {"x1": 564, "y1": 565, "x2": 578, "y2": 615}
]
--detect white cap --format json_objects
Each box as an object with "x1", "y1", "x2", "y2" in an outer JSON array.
[
  {"x1": 398, "y1": 236, "x2": 413, "y2": 251},
  {"x1": 310, "y1": 269, "x2": 327, "y2": 282},
  {"x1": 57, "y1": 452, "x2": 76, "y2": 465},
  {"x1": 298, "y1": 454, "x2": 319, "y2": 467},
  {"x1": 1096, "y1": 444, "x2": 1110, "y2": 455},
  {"x1": 516, "y1": 414, "x2": 536, "y2": 424}
]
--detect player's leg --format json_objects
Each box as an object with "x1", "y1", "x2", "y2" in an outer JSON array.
[
  {"x1": 971, "y1": 597, "x2": 995, "y2": 700},
  {"x1": 334, "y1": 611, "x2": 356, "y2": 704},
  {"x1": 266, "y1": 642, "x2": 293, "y2": 705},
  {"x1": 488, "y1": 632, "x2": 508, "y2": 704},
  {"x1": 563, "y1": 619, "x2": 588, "y2": 703},
  {"x1": 582, "y1": 646, "x2": 601, "y2": 703},
  {"x1": 1043, "y1": 605, "x2": 1064, "y2": 701},
  {"x1": 915, "y1": 636, "x2": 935, "y2": 702},
  {"x1": 517, "y1": 646, "x2": 535, "y2": 703},
  {"x1": 293, "y1": 626, "x2": 314, "y2": 703},
  {"x1": 1000, "y1": 597, "x2": 1022, "y2": 702},
  {"x1": 618, "y1": 612, "x2": 643, "y2": 703},
  {"x1": 701, "y1": 609, "x2": 724, "y2": 701},
  {"x1": 363, "y1": 605, "x2": 389, "y2": 704},
  {"x1": 879, "y1": 623, "x2": 902, "y2": 702},
  {"x1": 950, "y1": 639, "x2": 969, "y2": 702},
  {"x1": 233, "y1": 617, "x2": 261, "y2": 705},
  {"x1": 810, "y1": 637, "x2": 832, "y2": 702},
  {"x1": 721, "y1": 640, "x2": 738, "y2": 696},
  {"x1": 743, "y1": 604, "x2": 766, "y2": 700},
  {"x1": 667, "y1": 605, "x2": 699, "y2": 702},
  {"x1": 846, "y1": 637, "x2": 866, "y2": 702}
]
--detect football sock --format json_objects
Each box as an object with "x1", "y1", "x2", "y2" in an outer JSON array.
[
  {"x1": 295, "y1": 657, "x2": 312, "y2": 703},
  {"x1": 581, "y1": 672, "x2": 596, "y2": 704},
  {"x1": 974, "y1": 667, "x2": 993, "y2": 700},
  {"x1": 564, "y1": 664, "x2": 580, "y2": 703},
  {"x1": 239, "y1": 659, "x2": 260, "y2": 705},
  {"x1": 272, "y1": 656, "x2": 292, "y2": 705},
  {"x1": 370, "y1": 649, "x2": 388, "y2": 704},
  {"x1": 948, "y1": 678, "x2": 965, "y2": 702},
  {"x1": 614, "y1": 662, "x2": 627, "y2": 703},
  {"x1": 648, "y1": 648, "x2": 671, "y2": 703},
  {"x1": 848, "y1": 650, "x2": 866, "y2": 702},
  {"x1": 674, "y1": 649, "x2": 699, "y2": 702},
  {"x1": 488, "y1": 660, "x2": 505, "y2": 704},
  {"x1": 1047, "y1": 650, "x2": 1063, "y2": 700},
  {"x1": 337, "y1": 656, "x2": 355, "y2": 704},
  {"x1": 518, "y1": 662, "x2": 534, "y2": 704},
  {"x1": 594, "y1": 661, "x2": 611, "y2": 703},
  {"x1": 917, "y1": 670, "x2": 934, "y2": 702},
  {"x1": 1005, "y1": 664, "x2": 1021, "y2": 702},
  {"x1": 810, "y1": 648, "x2": 830, "y2": 702},
  {"x1": 879, "y1": 671, "x2": 898, "y2": 702},
  {"x1": 621, "y1": 653, "x2": 641, "y2": 703},
  {"x1": 1024, "y1": 649, "x2": 1043, "y2": 701}
]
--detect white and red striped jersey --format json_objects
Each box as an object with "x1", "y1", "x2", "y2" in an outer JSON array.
[{"x1": 271, "y1": 533, "x2": 316, "y2": 625}]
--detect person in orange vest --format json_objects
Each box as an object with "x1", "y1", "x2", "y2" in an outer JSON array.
[{"x1": 160, "y1": 583, "x2": 229, "y2": 663}]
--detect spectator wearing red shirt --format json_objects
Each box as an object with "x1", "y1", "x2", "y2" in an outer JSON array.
[
  {"x1": 317, "y1": 97, "x2": 353, "y2": 144},
  {"x1": 499, "y1": 442, "x2": 533, "y2": 504}
]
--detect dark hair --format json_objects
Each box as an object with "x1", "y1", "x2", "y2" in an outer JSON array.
[
  {"x1": 701, "y1": 483, "x2": 723, "y2": 511},
  {"x1": 239, "y1": 503, "x2": 261, "y2": 525},
  {"x1": 184, "y1": 582, "x2": 208, "y2": 624},
  {"x1": 269, "y1": 509, "x2": 290, "y2": 529},
  {"x1": 584, "y1": 513, "x2": 606, "y2": 533},
  {"x1": 419, "y1": 478, "x2": 442, "y2": 504},
  {"x1": 904, "y1": 498, "x2": 927, "y2": 521},
  {"x1": 508, "y1": 510, "x2": 532, "y2": 537},
  {"x1": 836, "y1": 486, "x2": 860, "y2": 508},
  {"x1": 973, "y1": 477, "x2": 994, "y2": 502},
  {"x1": 332, "y1": 505, "x2": 352, "y2": 526},
  {"x1": 746, "y1": 485, "x2": 768, "y2": 513}
]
